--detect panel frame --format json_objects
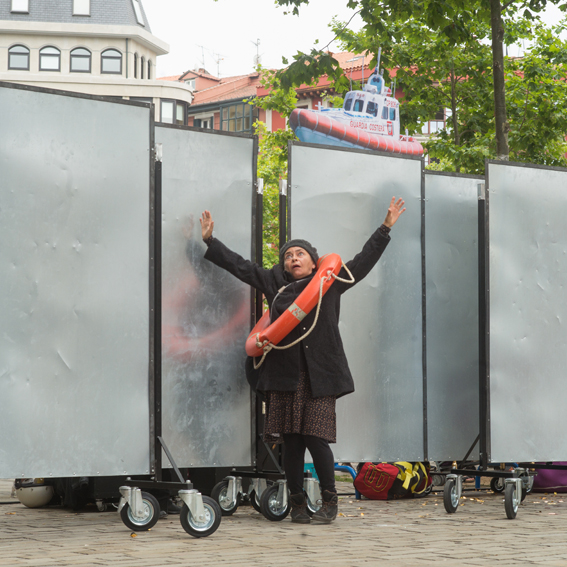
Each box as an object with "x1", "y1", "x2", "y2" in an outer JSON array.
[
  {"x1": 481, "y1": 159, "x2": 567, "y2": 465},
  {"x1": 0, "y1": 81, "x2": 156, "y2": 478},
  {"x1": 287, "y1": 140, "x2": 426, "y2": 462},
  {"x1": 155, "y1": 122, "x2": 258, "y2": 469},
  {"x1": 424, "y1": 170, "x2": 484, "y2": 462}
]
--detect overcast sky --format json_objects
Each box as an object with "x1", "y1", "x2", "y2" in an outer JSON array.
[
  {"x1": 142, "y1": 0, "x2": 361, "y2": 78},
  {"x1": 142, "y1": 0, "x2": 565, "y2": 80}
]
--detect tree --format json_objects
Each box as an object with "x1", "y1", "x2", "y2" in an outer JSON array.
[{"x1": 273, "y1": 0, "x2": 567, "y2": 162}]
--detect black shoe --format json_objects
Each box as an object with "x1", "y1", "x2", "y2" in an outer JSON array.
[
  {"x1": 311, "y1": 490, "x2": 338, "y2": 523},
  {"x1": 290, "y1": 493, "x2": 311, "y2": 524}
]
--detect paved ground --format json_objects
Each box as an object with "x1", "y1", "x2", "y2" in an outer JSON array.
[{"x1": 1, "y1": 477, "x2": 567, "y2": 566}]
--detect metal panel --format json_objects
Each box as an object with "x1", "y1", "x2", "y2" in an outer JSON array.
[
  {"x1": 156, "y1": 126, "x2": 254, "y2": 468},
  {"x1": 0, "y1": 85, "x2": 151, "y2": 478},
  {"x1": 486, "y1": 161, "x2": 567, "y2": 462},
  {"x1": 289, "y1": 143, "x2": 423, "y2": 462},
  {"x1": 425, "y1": 172, "x2": 481, "y2": 461}
]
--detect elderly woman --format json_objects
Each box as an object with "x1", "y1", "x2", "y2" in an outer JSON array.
[{"x1": 200, "y1": 196, "x2": 405, "y2": 524}]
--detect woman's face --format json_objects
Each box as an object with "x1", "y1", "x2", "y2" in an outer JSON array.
[{"x1": 283, "y1": 246, "x2": 316, "y2": 280}]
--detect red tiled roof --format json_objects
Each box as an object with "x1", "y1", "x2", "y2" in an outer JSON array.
[
  {"x1": 189, "y1": 72, "x2": 261, "y2": 106},
  {"x1": 159, "y1": 74, "x2": 184, "y2": 82}
]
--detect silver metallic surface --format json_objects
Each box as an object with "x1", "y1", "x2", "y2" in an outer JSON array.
[
  {"x1": 290, "y1": 144, "x2": 423, "y2": 462},
  {"x1": 487, "y1": 162, "x2": 567, "y2": 462},
  {"x1": 179, "y1": 488, "x2": 206, "y2": 521},
  {"x1": 425, "y1": 173, "x2": 480, "y2": 460},
  {"x1": 0, "y1": 86, "x2": 151, "y2": 478},
  {"x1": 156, "y1": 126, "x2": 254, "y2": 468}
]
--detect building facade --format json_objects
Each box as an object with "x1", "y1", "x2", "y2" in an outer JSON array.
[{"x1": 0, "y1": 0, "x2": 193, "y2": 122}]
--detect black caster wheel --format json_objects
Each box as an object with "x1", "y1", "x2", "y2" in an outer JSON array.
[
  {"x1": 211, "y1": 480, "x2": 240, "y2": 516},
  {"x1": 119, "y1": 491, "x2": 160, "y2": 531},
  {"x1": 249, "y1": 480, "x2": 273, "y2": 513},
  {"x1": 504, "y1": 483, "x2": 520, "y2": 519},
  {"x1": 443, "y1": 478, "x2": 459, "y2": 514},
  {"x1": 179, "y1": 496, "x2": 222, "y2": 538},
  {"x1": 260, "y1": 485, "x2": 290, "y2": 521},
  {"x1": 490, "y1": 476, "x2": 505, "y2": 493}
]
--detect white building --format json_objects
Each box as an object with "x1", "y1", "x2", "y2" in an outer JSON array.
[{"x1": 0, "y1": 0, "x2": 192, "y2": 123}]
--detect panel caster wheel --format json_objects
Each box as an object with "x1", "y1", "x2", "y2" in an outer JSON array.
[
  {"x1": 260, "y1": 485, "x2": 290, "y2": 521},
  {"x1": 490, "y1": 477, "x2": 505, "y2": 493},
  {"x1": 119, "y1": 491, "x2": 160, "y2": 531},
  {"x1": 249, "y1": 479, "x2": 273, "y2": 513},
  {"x1": 504, "y1": 482, "x2": 520, "y2": 519},
  {"x1": 306, "y1": 494, "x2": 321, "y2": 516},
  {"x1": 248, "y1": 490, "x2": 262, "y2": 513},
  {"x1": 179, "y1": 496, "x2": 222, "y2": 538},
  {"x1": 211, "y1": 481, "x2": 240, "y2": 516},
  {"x1": 443, "y1": 478, "x2": 460, "y2": 513},
  {"x1": 522, "y1": 475, "x2": 534, "y2": 499}
]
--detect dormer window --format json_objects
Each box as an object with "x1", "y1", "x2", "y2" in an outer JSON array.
[
  {"x1": 73, "y1": 0, "x2": 90, "y2": 15},
  {"x1": 11, "y1": 0, "x2": 29, "y2": 13},
  {"x1": 131, "y1": 0, "x2": 145, "y2": 25}
]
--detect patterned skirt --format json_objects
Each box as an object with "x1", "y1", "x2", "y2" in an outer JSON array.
[{"x1": 263, "y1": 371, "x2": 337, "y2": 444}]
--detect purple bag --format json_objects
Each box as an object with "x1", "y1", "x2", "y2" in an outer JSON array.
[{"x1": 532, "y1": 462, "x2": 567, "y2": 493}]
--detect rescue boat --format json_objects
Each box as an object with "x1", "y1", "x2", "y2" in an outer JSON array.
[{"x1": 289, "y1": 68, "x2": 424, "y2": 156}]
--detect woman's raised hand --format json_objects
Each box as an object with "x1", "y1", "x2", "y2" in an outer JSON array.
[
  {"x1": 383, "y1": 197, "x2": 406, "y2": 228},
  {"x1": 200, "y1": 210, "x2": 214, "y2": 240}
]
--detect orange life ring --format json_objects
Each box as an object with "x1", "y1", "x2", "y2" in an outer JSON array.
[{"x1": 245, "y1": 253, "x2": 343, "y2": 357}]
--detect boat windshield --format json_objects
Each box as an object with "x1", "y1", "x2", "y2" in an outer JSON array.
[
  {"x1": 366, "y1": 101, "x2": 378, "y2": 117},
  {"x1": 390, "y1": 107, "x2": 396, "y2": 120},
  {"x1": 353, "y1": 99, "x2": 364, "y2": 112},
  {"x1": 344, "y1": 94, "x2": 354, "y2": 111}
]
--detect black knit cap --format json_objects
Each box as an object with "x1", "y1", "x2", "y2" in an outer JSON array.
[{"x1": 279, "y1": 239, "x2": 319, "y2": 267}]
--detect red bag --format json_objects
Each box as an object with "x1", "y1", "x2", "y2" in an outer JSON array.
[
  {"x1": 354, "y1": 461, "x2": 431, "y2": 500},
  {"x1": 353, "y1": 462, "x2": 400, "y2": 500}
]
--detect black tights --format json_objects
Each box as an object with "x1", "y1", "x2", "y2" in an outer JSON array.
[{"x1": 283, "y1": 433, "x2": 336, "y2": 495}]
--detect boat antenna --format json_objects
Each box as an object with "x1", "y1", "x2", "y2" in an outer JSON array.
[
  {"x1": 376, "y1": 47, "x2": 381, "y2": 77},
  {"x1": 347, "y1": 55, "x2": 364, "y2": 90}
]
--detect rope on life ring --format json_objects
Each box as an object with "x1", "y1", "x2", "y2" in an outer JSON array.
[{"x1": 246, "y1": 253, "x2": 355, "y2": 369}]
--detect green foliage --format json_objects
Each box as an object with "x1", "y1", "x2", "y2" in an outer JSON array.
[
  {"x1": 254, "y1": 122, "x2": 297, "y2": 268},
  {"x1": 270, "y1": 0, "x2": 567, "y2": 172},
  {"x1": 250, "y1": 67, "x2": 300, "y2": 117}
]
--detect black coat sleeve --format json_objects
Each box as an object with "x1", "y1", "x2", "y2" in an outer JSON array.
[{"x1": 203, "y1": 237, "x2": 282, "y2": 297}]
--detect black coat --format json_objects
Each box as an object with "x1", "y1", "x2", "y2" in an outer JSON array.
[{"x1": 204, "y1": 227, "x2": 390, "y2": 398}]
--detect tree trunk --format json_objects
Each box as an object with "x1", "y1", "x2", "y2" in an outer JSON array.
[
  {"x1": 490, "y1": 0, "x2": 510, "y2": 160},
  {"x1": 450, "y1": 61, "x2": 461, "y2": 172}
]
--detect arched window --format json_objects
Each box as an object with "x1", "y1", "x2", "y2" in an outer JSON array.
[
  {"x1": 8, "y1": 45, "x2": 30, "y2": 70},
  {"x1": 39, "y1": 46, "x2": 61, "y2": 71},
  {"x1": 147, "y1": 60, "x2": 152, "y2": 80},
  {"x1": 133, "y1": 53, "x2": 138, "y2": 78},
  {"x1": 101, "y1": 49, "x2": 122, "y2": 74},
  {"x1": 140, "y1": 56, "x2": 145, "y2": 80},
  {"x1": 70, "y1": 48, "x2": 91, "y2": 73}
]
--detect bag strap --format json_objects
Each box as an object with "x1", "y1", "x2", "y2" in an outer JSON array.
[{"x1": 412, "y1": 463, "x2": 429, "y2": 494}]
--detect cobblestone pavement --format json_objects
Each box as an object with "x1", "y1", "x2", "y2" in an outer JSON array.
[{"x1": 1, "y1": 478, "x2": 567, "y2": 566}]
